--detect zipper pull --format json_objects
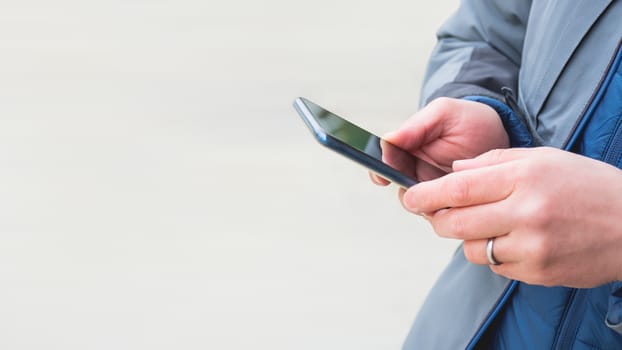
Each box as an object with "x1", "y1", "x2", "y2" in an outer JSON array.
[
  {"x1": 500, "y1": 86, "x2": 543, "y2": 146},
  {"x1": 501, "y1": 86, "x2": 521, "y2": 115}
]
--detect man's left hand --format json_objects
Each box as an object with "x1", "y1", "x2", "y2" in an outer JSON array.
[{"x1": 402, "y1": 147, "x2": 622, "y2": 288}]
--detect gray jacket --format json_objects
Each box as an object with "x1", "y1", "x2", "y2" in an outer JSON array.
[{"x1": 404, "y1": 1, "x2": 622, "y2": 349}]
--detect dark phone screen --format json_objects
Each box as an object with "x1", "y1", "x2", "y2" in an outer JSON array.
[{"x1": 302, "y1": 99, "x2": 421, "y2": 180}]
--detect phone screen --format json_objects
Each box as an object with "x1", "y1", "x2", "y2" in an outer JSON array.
[{"x1": 298, "y1": 98, "x2": 435, "y2": 187}]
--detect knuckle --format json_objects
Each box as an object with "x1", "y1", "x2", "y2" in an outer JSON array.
[
  {"x1": 513, "y1": 161, "x2": 533, "y2": 184},
  {"x1": 483, "y1": 148, "x2": 506, "y2": 163},
  {"x1": 448, "y1": 213, "x2": 467, "y2": 239},
  {"x1": 540, "y1": 146, "x2": 557, "y2": 155},
  {"x1": 447, "y1": 175, "x2": 471, "y2": 205},
  {"x1": 428, "y1": 97, "x2": 456, "y2": 115},
  {"x1": 522, "y1": 158, "x2": 543, "y2": 177},
  {"x1": 515, "y1": 191, "x2": 553, "y2": 231},
  {"x1": 526, "y1": 234, "x2": 553, "y2": 269},
  {"x1": 429, "y1": 96, "x2": 454, "y2": 107},
  {"x1": 527, "y1": 196, "x2": 554, "y2": 230}
]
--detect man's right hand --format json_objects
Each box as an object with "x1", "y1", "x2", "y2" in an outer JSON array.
[{"x1": 370, "y1": 97, "x2": 510, "y2": 188}]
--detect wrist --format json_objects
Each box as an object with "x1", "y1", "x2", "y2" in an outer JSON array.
[{"x1": 463, "y1": 95, "x2": 535, "y2": 148}]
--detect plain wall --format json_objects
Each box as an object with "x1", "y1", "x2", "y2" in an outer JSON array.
[{"x1": 0, "y1": 1, "x2": 459, "y2": 349}]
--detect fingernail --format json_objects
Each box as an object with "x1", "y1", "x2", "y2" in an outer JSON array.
[
  {"x1": 452, "y1": 159, "x2": 466, "y2": 171},
  {"x1": 403, "y1": 191, "x2": 421, "y2": 214}
]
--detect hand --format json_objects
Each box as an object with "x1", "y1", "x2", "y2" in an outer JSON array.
[
  {"x1": 402, "y1": 147, "x2": 622, "y2": 288},
  {"x1": 370, "y1": 97, "x2": 510, "y2": 186}
]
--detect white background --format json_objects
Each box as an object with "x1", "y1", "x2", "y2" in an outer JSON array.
[{"x1": 0, "y1": 1, "x2": 459, "y2": 349}]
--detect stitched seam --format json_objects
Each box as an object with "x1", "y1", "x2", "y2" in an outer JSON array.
[{"x1": 603, "y1": 117, "x2": 622, "y2": 165}]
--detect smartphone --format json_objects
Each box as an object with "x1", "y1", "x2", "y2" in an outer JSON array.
[{"x1": 294, "y1": 97, "x2": 434, "y2": 188}]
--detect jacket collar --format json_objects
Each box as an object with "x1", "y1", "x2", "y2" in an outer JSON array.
[{"x1": 521, "y1": 0, "x2": 613, "y2": 118}]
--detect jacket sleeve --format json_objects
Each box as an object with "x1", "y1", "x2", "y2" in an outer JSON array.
[{"x1": 420, "y1": 0, "x2": 532, "y2": 106}]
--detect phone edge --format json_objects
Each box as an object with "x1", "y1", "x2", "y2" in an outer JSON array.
[{"x1": 293, "y1": 97, "x2": 418, "y2": 189}]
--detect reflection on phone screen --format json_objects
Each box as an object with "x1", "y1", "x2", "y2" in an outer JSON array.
[{"x1": 302, "y1": 99, "x2": 420, "y2": 179}]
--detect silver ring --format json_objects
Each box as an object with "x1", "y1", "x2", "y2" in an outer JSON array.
[{"x1": 486, "y1": 238, "x2": 501, "y2": 265}]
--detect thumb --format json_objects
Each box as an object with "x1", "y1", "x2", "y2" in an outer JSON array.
[
  {"x1": 382, "y1": 102, "x2": 449, "y2": 151},
  {"x1": 453, "y1": 148, "x2": 531, "y2": 172},
  {"x1": 381, "y1": 124, "x2": 431, "y2": 152}
]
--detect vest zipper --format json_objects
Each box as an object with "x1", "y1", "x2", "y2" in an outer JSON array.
[
  {"x1": 551, "y1": 289, "x2": 576, "y2": 349},
  {"x1": 502, "y1": 86, "x2": 544, "y2": 146},
  {"x1": 466, "y1": 281, "x2": 519, "y2": 350},
  {"x1": 552, "y1": 289, "x2": 589, "y2": 350},
  {"x1": 550, "y1": 38, "x2": 622, "y2": 350},
  {"x1": 603, "y1": 118, "x2": 622, "y2": 166}
]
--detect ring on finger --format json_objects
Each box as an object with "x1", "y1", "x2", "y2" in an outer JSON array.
[{"x1": 486, "y1": 238, "x2": 501, "y2": 265}]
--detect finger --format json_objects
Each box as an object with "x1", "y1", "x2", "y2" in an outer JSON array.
[
  {"x1": 453, "y1": 148, "x2": 533, "y2": 172},
  {"x1": 398, "y1": 187, "x2": 414, "y2": 213},
  {"x1": 463, "y1": 238, "x2": 490, "y2": 265},
  {"x1": 379, "y1": 139, "x2": 448, "y2": 184},
  {"x1": 489, "y1": 263, "x2": 519, "y2": 280},
  {"x1": 380, "y1": 139, "x2": 418, "y2": 179},
  {"x1": 398, "y1": 187, "x2": 406, "y2": 202},
  {"x1": 381, "y1": 137, "x2": 448, "y2": 182},
  {"x1": 415, "y1": 159, "x2": 449, "y2": 182},
  {"x1": 428, "y1": 201, "x2": 513, "y2": 240},
  {"x1": 388, "y1": 97, "x2": 494, "y2": 151},
  {"x1": 369, "y1": 171, "x2": 390, "y2": 186},
  {"x1": 463, "y1": 233, "x2": 517, "y2": 265},
  {"x1": 382, "y1": 100, "x2": 453, "y2": 151},
  {"x1": 382, "y1": 119, "x2": 433, "y2": 152},
  {"x1": 403, "y1": 163, "x2": 516, "y2": 213},
  {"x1": 488, "y1": 261, "x2": 546, "y2": 285},
  {"x1": 489, "y1": 261, "x2": 538, "y2": 284},
  {"x1": 398, "y1": 187, "x2": 428, "y2": 218},
  {"x1": 489, "y1": 232, "x2": 522, "y2": 264}
]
